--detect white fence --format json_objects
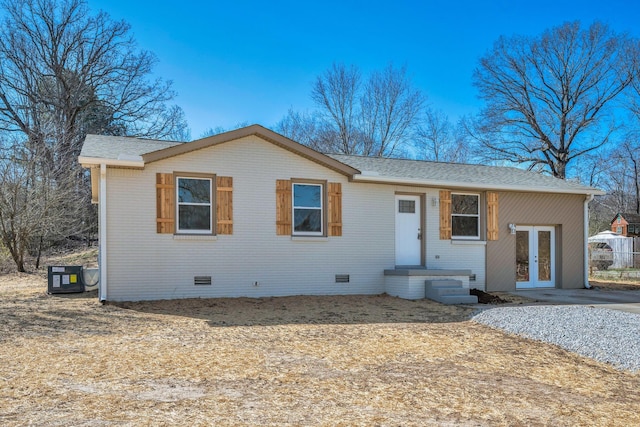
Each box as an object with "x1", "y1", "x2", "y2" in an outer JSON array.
[
  {"x1": 609, "y1": 238, "x2": 636, "y2": 269},
  {"x1": 589, "y1": 236, "x2": 640, "y2": 270}
]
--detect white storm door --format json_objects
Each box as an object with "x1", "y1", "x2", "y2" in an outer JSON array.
[
  {"x1": 516, "y1": 226, "x2": 555, "y2": 288},
  {"x1": 395, "y1": 195, "x2": 422, "y2": 266}
]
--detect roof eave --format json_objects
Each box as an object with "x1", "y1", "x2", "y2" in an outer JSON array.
[
  {"x1": 351, "y1": 174, "x2": 605, "y2": 195},
  {"x1": 78, "y1": 156, "x2": 145, "y2": 169}
]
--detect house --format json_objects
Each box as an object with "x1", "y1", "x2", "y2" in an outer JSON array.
[
  {"x1": 611, "y1": 213, "x2": 640, "y2": 237},
  {"x1": 78, "y1": 125, "x2": 604, "y2": 302}
]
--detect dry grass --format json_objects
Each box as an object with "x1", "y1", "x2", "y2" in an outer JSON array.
[
  {"x1": 590, "y1": 279, "x2": 640, "y2": 291},
  {"x1": 1, "y1": 273, "x2": 639, "y2": 426}
]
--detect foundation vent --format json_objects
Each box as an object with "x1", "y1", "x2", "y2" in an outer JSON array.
[
  {"x1": 335, "y1": 274, "x2": 350, "y2": 283},
  {"x1": 194, "y1": 276, "x2": 212, "y2": 286}
]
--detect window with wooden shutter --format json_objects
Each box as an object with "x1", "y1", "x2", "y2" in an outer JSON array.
[
  {"x1": 486, "y1": 192, "x2": 499, "y2": 241},
  {"x1": 439, "y1": 190, "x2": 452, "y2": 240},
  {"x1": 216, "y1": 176, "x2": 233, "y2": 235},
  {"x1": 328, "y1": 182, "x2": 342, "y2": 236},
  {"x1": 276, "y1": 180, "x2": 292, "y2": 235}
]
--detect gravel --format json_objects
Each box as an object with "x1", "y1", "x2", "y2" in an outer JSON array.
[{"x1": 472, "y1": 305, "x2": 640, "y2": 372}]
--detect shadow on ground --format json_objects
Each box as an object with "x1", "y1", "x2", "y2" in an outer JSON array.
[{"x1": 113, "y1": 294, "x2": 477, "y2": 327}]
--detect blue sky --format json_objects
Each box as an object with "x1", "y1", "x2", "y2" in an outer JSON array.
[{"x1": 89, "y1": 0, "x2": 639, "y2": 139}]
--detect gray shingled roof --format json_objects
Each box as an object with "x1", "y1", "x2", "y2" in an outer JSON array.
[
  {"x1": 615, "y1": 213, "x2": 640, "y2": 224},
  {"x1": 80, "y1": 134, "x2": 181, "y2": 159},
  {"x1": 328, "y1": 154, "x2": 600, "y2": 194},
  {"x1": 78, "y1": 132, "x2": 601, "y2": 195}
]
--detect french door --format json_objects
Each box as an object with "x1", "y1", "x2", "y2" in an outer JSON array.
[{"x1": 516, "y1": 226, "x2": 555, "y2": 288}]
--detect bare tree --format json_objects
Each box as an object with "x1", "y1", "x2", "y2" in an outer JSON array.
[
  {"x1": 416, "y1": 108, "x2": 469, "y2": 163},
  {"x1": 0, "y1": 0, "x2": 189, "y2": 154},
  {"x1": 0, "y1": 138, "x2": 80, "y2": 272},
  {"x1": 308, "y1": 63, "x2": 425, "y2": 157},
  {"x1": 619, "y1": 140, "x2": 640, "y2": 214},
  {"x1": 274, "y1": 109, "x2": 346, "y2": 154},
  {"x1": 0, "y1": 0, "x2": 189, "y2": 270},
  {"x1": 311, "y1": 63, "x2": 362, "y2": 155},
  {"x1": 359, "y1": 65, "x2": 425, "y2": 156},
  {"x1": 199, "y1": 122, "x2": 249, "y2": 139},
  {"x1": 472, "y1": 21, "x2": 636, "y2": 179}
]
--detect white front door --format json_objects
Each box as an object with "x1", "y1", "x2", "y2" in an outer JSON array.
[
  {"x1": 516, "y1": 226, "x2": 555, "y2": 288},
  {"x1": 395, "y1": 195, "x2": 422, "y2": 266}
]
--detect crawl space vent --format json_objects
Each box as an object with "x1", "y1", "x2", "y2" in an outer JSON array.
[
  {"x1": 335, "y1": 274, "x2": 350, "y2": 283},
  {"x1": 194, "y1": 276, "x2": 212, "y2": 286}
]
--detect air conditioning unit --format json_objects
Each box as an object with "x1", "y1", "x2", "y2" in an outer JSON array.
[{"x1": 47, "y1": 266, "x2": 85, "y2": 294}]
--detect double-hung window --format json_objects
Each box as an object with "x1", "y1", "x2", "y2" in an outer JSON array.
[
  {"x1": 293, "y1": 183, "x2": 323, "y2": 235},
  {"x1": 451, "y1": 193, "x2": 480, "y2": 239},
  {"x1": 177, "y1": 176, "x2": 213, "y2": 234}
]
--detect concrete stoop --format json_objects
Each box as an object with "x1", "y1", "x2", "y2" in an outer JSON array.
[{"x1": 425, "y1": 279, "x2": 478, "y2": 305}]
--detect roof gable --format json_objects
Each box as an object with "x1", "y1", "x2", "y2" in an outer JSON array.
[
  {"x1": 79, "y1": 125, "x2": 359, "y2": 177},
  {"x1": 143, "y1": 125, "x2": 359, "y2": 176},
  {"x1": 611, "y1": 212, "x2": 640, "y2": 225}
]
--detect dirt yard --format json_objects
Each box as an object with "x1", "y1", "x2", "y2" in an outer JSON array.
[{"x1": 1, "y1": 269, "x2": 639, "y2": 426}]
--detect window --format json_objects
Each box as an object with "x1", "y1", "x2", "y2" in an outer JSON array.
[
  {"x1": 398, "y1": 200, "x2": 416, "y2": 213},
  {"x1": 617, "y1": 226, "x2": 622, "y2": 234},
  {"x1": 177, "y1": 177, "x2": 213, "y2": 233},
  {"x1": 293, "y1": 183, "x2": 323, "y2": 235},
  {"x1": 451, "y1": 193, "x2": 479, "y2": 239}
]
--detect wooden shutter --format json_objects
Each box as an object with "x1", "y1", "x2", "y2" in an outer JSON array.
[
  {"x1": 276, "y1": 180, "x2": 292, "y2": 235},
  {"x1": 216, "y1": 176, "x2": 233, "y2": 235},
  {"x1": 439, "y1": 190, "x2": 452, "y2": 240},
  {"x1": 486, "y1": 192, "x2": 499, "y2": 241},
  {"x1": 156, "y1": 173, "x2": 175, "y2": 234},
  {"x1": 328, "y1": 182, "x2": 342, "y2": 236}
]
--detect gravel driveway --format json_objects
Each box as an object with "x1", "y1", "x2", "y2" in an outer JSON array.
[{"x1": 473, "y1": 305, "x2": 640, "y2": 372}]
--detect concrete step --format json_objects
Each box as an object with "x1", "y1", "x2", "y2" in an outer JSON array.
[
  {"x1": 426, "y1": 285, "x2": 470, "y2": 296},
  {"x1": 425, "y1": 279, "x2": 478, "y2": 305}
]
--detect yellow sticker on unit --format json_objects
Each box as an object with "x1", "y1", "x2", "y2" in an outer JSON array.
[{"x1": 70, "y1": 274, "x2": 77, "y2": 283}]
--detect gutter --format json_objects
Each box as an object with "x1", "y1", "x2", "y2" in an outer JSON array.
[
  {"x1": 584, "y1": 194, "x2": 595, "y2": 289},
  {"x1": 351, "y1": 174, "x2": 606, "y2": 196}
]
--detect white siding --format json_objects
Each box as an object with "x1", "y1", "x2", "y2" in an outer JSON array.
[
  {"x1": 105, "y1": 136, "x2": 394, "y2": 301},
  {"x1": 391, "y1": 185, "x2": 486, "y2": 290},
  {"x1": 103, "y1": 136, "x2": 486, "y2": 301}
]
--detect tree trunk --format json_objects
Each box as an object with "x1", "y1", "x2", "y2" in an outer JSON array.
[
  {"x1": 6, "y1": 241, "x2": 26, "y2": 272},
  {"x1": 35, "y1": 235, "x2": 43, "y2": 270}
]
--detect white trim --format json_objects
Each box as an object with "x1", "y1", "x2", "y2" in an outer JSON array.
[
  {"x1": 395, "y1": 194, "x2": 422, "y2": 266},
  {"x1": 515, "y1": 225, "x2": 556, "y2": 289},
  {"x1": 99, "y1": 164, "x2": 107, "y2": 302},
  {"x1": 173, "y1": 234, "x2": 218, "y2": 241},
  {"x1": 292, "y1": 183, "x2": 324, "y2": 236},
  {"x1": 79, "y1": 156, "x2": 144, "y2": 168},
  {"x1": 291, "y1": 236, "x2": 329, "y2": 242},
  {"x1": 351, "y1": 174, "x2": 605, "y2": 195},
  {"x1": 176, "y1": 176, "x2": 213, "y2": 234},
  {"x1": 451, "y1": 240, "x2": 486, "y2": 246},
  {"x1": 451, "y1": 192, "x2": 480, "y2": 240}
]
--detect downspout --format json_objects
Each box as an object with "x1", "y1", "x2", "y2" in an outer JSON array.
[
  {"x1": 99, "y1": 163, "x2": 108, "y2": 302},
  {"x1": 584, "y1": 194, "x2": 594, "y2": 289}
]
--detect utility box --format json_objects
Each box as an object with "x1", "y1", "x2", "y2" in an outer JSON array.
[{"x1": 48, "y1": 266, "x2": 85, "y2": 294}]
